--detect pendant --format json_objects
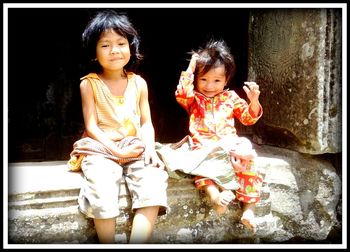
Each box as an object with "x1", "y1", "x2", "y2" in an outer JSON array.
[{"x1": 115, "y1": 97, "x2": 124, "y2": 105}]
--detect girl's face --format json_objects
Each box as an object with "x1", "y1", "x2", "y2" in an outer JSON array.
[
  {"x1": 96, "y1": 29, "x2": 131, "y2": 72},
  {"x1": 196, "y1": 65, "x2": 227, "y2": 98}
]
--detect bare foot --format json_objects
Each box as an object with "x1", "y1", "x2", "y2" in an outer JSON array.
[
  {"x1": 212, "y1": 190, "x2": 235, "y2": 214},
  {"x1": 241, "y1": 208, "x2": 256, "y2": 233}
]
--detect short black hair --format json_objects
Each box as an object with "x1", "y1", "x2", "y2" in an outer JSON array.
[
  {"x1": 192, "y1": 39, "x2": 236, "y2": 84},
  {"x1": 81, "y1": 9, "x2": 143, "y2": 72}
]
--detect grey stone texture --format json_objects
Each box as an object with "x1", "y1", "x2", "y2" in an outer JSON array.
[
  {"x1": 7, "y1": 144, "x2": 342, "y2": 244},
  {"x1": 248, "y1": 9, "x2": 342, "y2": 154}
]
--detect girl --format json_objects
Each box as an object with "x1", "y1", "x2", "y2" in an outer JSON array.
[
  {"x1": 158, "y1": 39, "x2": 263, "y2": 233},
  {"x1": 68, "y1": 10, "x2": 168, "y2": 243}
]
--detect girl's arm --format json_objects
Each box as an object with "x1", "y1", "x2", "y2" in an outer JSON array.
[
  {"x1": 175, "y1": 53, "x2": 199, "y2": 110},
  {"x1": 243, "y1": 81, "x2": 262, "y2": 117},
  {"x1": 175, "y1": 72, "x2": 195, "y2": 106},
  {"x1": 80, "y1": 79, "x2": 144, "y2": 158},
  {"x1": 138, "y1": 78, "x2": 164, "y2": 168},
  {"x1": 231, "y1": 91, "x2": 263, "y2": 126}
]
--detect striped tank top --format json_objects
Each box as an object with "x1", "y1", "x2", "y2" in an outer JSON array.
[{"x1": 80, "y1": 72, "x2": 142, "y2": 140}]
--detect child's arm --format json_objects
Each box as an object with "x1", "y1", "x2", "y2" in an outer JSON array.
[
  {"x1": 175, "y1": 54, "x2": 199, "y2": 109},
  {"x1": 80, "y1": 79, "x2": 144, "y2": 158},
  {"x1": 138, "y1": 77, "x2": 164, "y2": 168},
  {"x1": 231, "y1": 91, "x2": 263, "y2": 126},
  {"x1": 186, "y1": 53, "x2": 199, "y2": 74},
  {"x1": 243, "y1": 81, "x2": 262, "y2": 118}
]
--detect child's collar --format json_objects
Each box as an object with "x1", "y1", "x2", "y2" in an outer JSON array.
[{"x1": 194, "y1": 88, "x2": 230, "y2": 99}]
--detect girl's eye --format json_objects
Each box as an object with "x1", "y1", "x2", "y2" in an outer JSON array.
[{"x1": 102, "y1": 44, "x2": 109, "y2": 48}]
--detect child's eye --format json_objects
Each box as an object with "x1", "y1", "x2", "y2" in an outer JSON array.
[{"x1": 102, "y1": 44, "x2": 109, "y2": 48}]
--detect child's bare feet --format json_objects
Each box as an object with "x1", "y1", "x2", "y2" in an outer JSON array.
[
  {"x1": 211, "y1": 190, "x2": 235, "y2": 214},
  {"x1": 241, "y1": 208, "x2": 256, "y2": 233}
]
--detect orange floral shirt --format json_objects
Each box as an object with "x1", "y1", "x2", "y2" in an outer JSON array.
[{"x1": 175, "y1": 71, "x2": 263, "y2": 149}]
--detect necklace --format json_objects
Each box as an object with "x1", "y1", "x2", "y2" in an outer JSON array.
[
  {"x1": 115, "y1": 76, "x2": 128, "y2": 105},
  {"x1": 115, "y1": 96, "x2": 125, "y2": 105},
  {"x1": 99, "y1": 73, "x2": 128, "y2": 106}
]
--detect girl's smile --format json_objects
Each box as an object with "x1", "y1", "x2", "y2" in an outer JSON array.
[{"x1": 196, "y1": 65, "x2": 227, "y2": 98}]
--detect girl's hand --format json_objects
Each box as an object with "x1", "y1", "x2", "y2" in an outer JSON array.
[
  {"x1": 117, "y1": 142, "x2": 145, "y2": 158},
  {"x1": 243, "y1": 81, "x2": 260, "y2": 103},
  {"x1": 230, "y1": 157, "x2": 250, "y2": 172},
  {"x1": 144, "y1": 148, "x2": 165, "y2": 169},
  {"x1": 229, "y1": 149, "x2": 256, "y2": 172},
  {"x1": 186, "y1": 53, "x2": 199, "y2": 74}
]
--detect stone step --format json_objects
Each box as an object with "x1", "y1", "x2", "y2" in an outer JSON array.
[
  {"x1": 8, "y1": 183, "x2": 271, "y2": 221},
  {"x1": 7, "y1": 144, "x2": 342, "y2": 245},
  {"x1": 8, "y1": 188, "x2": 80, "y2": 202},
  {"x1": 8, "y1": 194, "x2": 79, "y2": 210},
  {"x1": 8, "y1": 198, "x2": 278, "y2": 244},
  {"x1": 7, "y1": 158, "x2": 277, "y2": 244},
  {"x1": 8, "y1": 205, "x2": 97, "y2": 244}
]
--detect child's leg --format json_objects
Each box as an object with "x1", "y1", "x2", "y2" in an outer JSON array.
[
  {"x1": 129, "y1": 206, "x2": 160, "y2": 244},
  {"x1": 204, "y1": 184, "x2": 235, "y2": 214},
  {"x1": 241, "y1": 202, "x2": 257, "y2": 233},
  {"x1": 94, "y1": 218, "x2": 117, "y2": 243},
  {"x1": 125, "y1": 159, "x2": 168, "y2": 244}
]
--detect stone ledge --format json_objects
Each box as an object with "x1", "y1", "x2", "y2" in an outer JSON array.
[
  {"x1": 7, "y1": 160, "x2": 274, "y2": 244},
  {"x1": 7, "y1": 144, "x2": 341, "y2": 244}
]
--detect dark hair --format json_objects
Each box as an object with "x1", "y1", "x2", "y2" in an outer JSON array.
[
  {"x1": 81, "y1": 9, "x2": 143, "y2": 72},
  {"x1": 191, "y1": 39, "x2": 236, "y2": 84}
]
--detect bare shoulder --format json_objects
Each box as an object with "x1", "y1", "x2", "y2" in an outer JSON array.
[
  {"x1": 133, "y1": 74, "x2": 148, "y2": 95},
  {"x1": 79, "y1": 78, "x2": 93, "y2": 99},
  {"x1": 134, "y1": 74, "x2": 147, "y2": 87},
  {"x1": 80, "y1": 78, "x2": 90, "y2": 89}
]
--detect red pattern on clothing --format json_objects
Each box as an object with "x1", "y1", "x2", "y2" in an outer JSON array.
[
  {"x1": 175, "y1": 71, "x2": 263, "y2": 150},
  {"x1": 194, "y1": 175, "x2": 216, "y2": 188},
  {"x1": 176, "y1": 71, "x2": 263, "y2": 203}
]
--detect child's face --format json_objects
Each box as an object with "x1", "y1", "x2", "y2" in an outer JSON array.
[
  {"x1": 96, "y1": 29, "x2": 131, "y2": 72},
  {"x1": 196, "y1": 65, "x2": 227, "y2": 98}
]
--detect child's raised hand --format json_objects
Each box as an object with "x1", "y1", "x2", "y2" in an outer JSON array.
[
  {"x1": 243, "y1": 81, "x2": 260, "y2": 102},
  {"x1": 186, "y1": 53, "x2": 199, "y2": 74}
]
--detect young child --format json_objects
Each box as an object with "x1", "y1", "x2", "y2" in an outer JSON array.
[
  {"x1": 67, "y1": 10, "x2": 168, "y2": 244},
  {"x1": 162, "y1": 39, "x2": 263, "y2": 233}
]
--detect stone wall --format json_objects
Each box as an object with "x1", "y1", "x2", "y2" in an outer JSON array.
[
  {"x1": 7, "y1": 145, "x2": 342, "y2": 245},
  {"x1": 248, "y1": 9, "x2": 342, "y2": 154}
]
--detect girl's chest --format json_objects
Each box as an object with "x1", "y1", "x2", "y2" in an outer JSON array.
[
  {"x1": 199, "y1": 99, "x2": 234, "y2": 117},
  {"x1": 104, "y1": 79, "x2": 128, "y2": 97}
]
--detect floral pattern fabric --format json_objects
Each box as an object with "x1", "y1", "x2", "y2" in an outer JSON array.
[{"x1": 175, "y1": 71, "x2": 263, "y2": 149}]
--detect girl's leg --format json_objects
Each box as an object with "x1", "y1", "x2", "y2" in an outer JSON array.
[
  {"x1": 124, "y1": 160, "x2": 168, "y2": 244},
  {"x1": 241, "y1": 202, "x2": 257, "y2": 233},
  {"x1": 204, "y1": 184, "x2": 235, "y2": 214},
  {"x1": 94, "y1": 218, "x2": 116, "y2": 244},
  {"x1": 129, "y1": 206, "x2": 160, "y2": 244}
]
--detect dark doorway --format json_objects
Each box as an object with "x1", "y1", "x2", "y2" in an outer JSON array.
[{"x1": 7, "y1": 8, "x2": 250, "y2": 162}]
